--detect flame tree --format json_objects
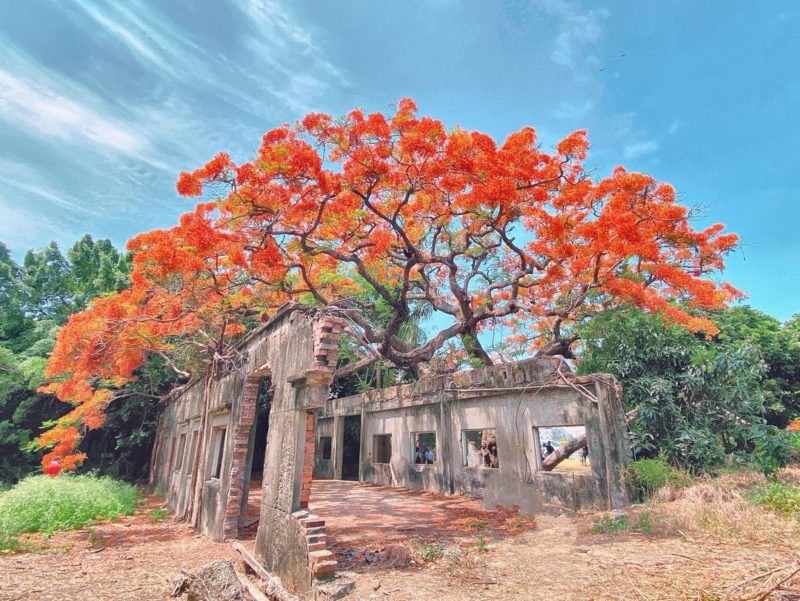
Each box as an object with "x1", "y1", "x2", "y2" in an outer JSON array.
[{"x1": 38, "y1": 99, "x2": 741, "y2": 471}]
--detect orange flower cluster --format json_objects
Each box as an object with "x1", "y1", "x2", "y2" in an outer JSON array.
[{"x1": 39, "y1": 99, "x2": 741, "y2": 470}]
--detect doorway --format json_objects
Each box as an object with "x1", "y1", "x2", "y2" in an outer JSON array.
[
  {"x1": 341, "y1": 414, "x2": 361, "y2": 481},
  {"x1": 240, "y1": 377, "x2": 272, "y2": 532}
]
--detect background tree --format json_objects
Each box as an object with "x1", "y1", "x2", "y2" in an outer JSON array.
[
  {"x1": 578, "y1": 306, "x2": 793, "y2": 473},
  {"x1": 714, "y1": 306, "x2": 800, "y2": 428},
  {"x1": 0, "y1": 237, "x2": 142, "y2": 483},
  {"x1": 39, "y1": 99, "x2": 742, "y2": 470}
]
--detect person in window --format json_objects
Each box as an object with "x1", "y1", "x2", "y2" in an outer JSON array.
[
  {"x1": 581, "y1": 445, "x2": 589, "y2": 465},
  {"x1": 415, "y1": 446, "x2": 423, "y2": 464},
  {"x1": 485, "y1": 438, "x2": 499, "y2": 468},
  {"x1": 466, "y1": 440, "x2": 480, "y2": 467},
  {"x1": 544, "y1": 440, "x2": 555, "y2": 456},
  {"x1": 424, "y1": 447, "x2": 435, "y2": 464}
]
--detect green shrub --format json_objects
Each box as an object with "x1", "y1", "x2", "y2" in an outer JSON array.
[
  {"x1": 750, "y1": 481, "x2": 800, "y2": 517},
  {"x1": 0, "y1": 474, "x2": 138, "y2": 551},
  {"x1": 590, "y1": 510, "x2": 653, "y2": 535},
  {"x1": 624, "y1": 458, "x2": 692, "y2": 501}
]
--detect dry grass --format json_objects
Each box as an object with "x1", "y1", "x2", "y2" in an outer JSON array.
[{"x1": 627, "y1": 468, "x2": 800, "y2": 549}]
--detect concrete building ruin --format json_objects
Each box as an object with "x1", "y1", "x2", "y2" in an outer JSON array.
[{"x1": 150, "y1": 304, "x2": 631, "y2": 598}]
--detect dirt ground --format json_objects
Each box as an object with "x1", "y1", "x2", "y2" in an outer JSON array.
[
  {"x1": 1, "y1": 480, "x2": 798, "y2": 601},
  {"x1": 0, "y1": 495, "x2": 239, "y2": 601}
]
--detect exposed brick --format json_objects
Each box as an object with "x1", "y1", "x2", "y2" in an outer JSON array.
[
  {"x1": 311, "y1": 560, "x2": 337, "y2": 578},
  {"x1": 308, "y1": 549, "x2": 335, "y2": 564},
  {"x1": 300, "y1": 516, "x2": 325, "y2": 529}
]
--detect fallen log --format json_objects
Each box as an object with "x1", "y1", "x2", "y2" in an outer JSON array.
[
  {"x1": 542, "y1": 408, "x2": 638, "y2": 471},
  {"x1": 541, "y1": 435, "x2": 587, "y2": 471},
  {"x1": 233, "y1": 542, "x2": 302, "y2": 601}
]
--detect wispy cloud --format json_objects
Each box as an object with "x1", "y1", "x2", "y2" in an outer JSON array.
[
  {"x1": 0, "y1": 0, "x2": 349, "y2": 254},
  {"x1": 0, "y1": 195, "x2": 77, "y2": 250},
  {"x1": 668, "y1": 119, "x2": 683, "y2": 135},
  {"x1": 554, "y1": 98, "x2": 596, "y2": 121},
  {"x1": 623, "y1": 139, "x2": 659, "y2": 159},
  {"x1": 536, "y1": 0, "x2": 609, "y2": 78},
  {"x1": 603, "y1": 112, "x2": 660, "y2": 161},
  {"x1": 0, "y1": 63, "x2": 146, "y2": 157}
]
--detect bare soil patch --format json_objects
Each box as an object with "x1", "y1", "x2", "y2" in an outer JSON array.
[{"x1": 0, "y1": 494, "x2": 237, "y2": 601}]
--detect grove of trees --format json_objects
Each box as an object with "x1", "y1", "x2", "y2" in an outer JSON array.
[{"x1": 0, "y1": 237, "x2": 169, "y2": 482}]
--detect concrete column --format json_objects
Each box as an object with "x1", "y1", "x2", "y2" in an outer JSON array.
[
  {"x1": 438, "y1": 395, "x2": 455, "y2": 494},
  {"x1": 358, "y1": 403, "x2": 367, "y2": 482},
  {"x1": 593, "y1": 376, "x2": 631, "y2": 509},
  {"x1": 331, "y1": 413, "x2": 343, "y2": 480}
]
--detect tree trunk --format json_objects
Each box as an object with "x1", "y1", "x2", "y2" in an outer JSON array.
[
  {"x1": 541, "y1": 434, "x2": 587, "y2": 471},
  {"x1": 460, "y1": 331, "x2": 493, "y2": 367},
  {"x1": 542, "y1": 409, "x2": 637, "y2": 471}
]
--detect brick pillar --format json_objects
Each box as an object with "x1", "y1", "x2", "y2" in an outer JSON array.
[
  {"x1": 223, "y1": 377, "x2": 261, "y2": 539},
  {"x1": 313, "y1": 316, "x2": 346, "y2": 372},
  {"x1": 300, "y1": 409, "x2": 315, "y2": 508}
]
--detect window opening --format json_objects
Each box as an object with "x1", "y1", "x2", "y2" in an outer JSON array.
[
  {"x1": 209, "y1": 427, "x2": 227, "y2": 480},
  {"x1": 536, "y1": 425, "x2": 590, "y2": 473},
  {"x1": 412, "y1": 432, "x2": 437, "y2": 464},
  {"x1": 461, "y1": 429, "x2": 499, "y2": 468},
  {"x1": 319, "y1": 436, "x2": 332, "y2": 461},
  {"x1": 174, "y1": 433, "x2": 187, "y2": 472},
  {"x1": 373, "y1": 434, "x2": 392, "y2": 464}
]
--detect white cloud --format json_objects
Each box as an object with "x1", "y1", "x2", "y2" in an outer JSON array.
[
  {"x1": 0, "y1": 0, "x2": 349, "y2": 253},
  {"x1": 0, "y1": 67, "x2": 146, "y2": 156},
  {"x1": 668, "y1": 119, "x2": 683, "y2": 135},
  {"x1": 74, "y1": 0, "x2": 169, "y2": 71},
  {"x1": 536, "y1": 0, "x2": 609, "y2": 78},
  {"x1": 68, "y1": 0, "x2": 346, "y2": 118},
  {"x1": 0, "y1": 175, "x2": 101, "y2": 216},
  {"x1": 623, "y1": 139, "x2": 659, "y2": 159},
  {"x1": 554, "y1": 98, "x2": 596, "y2": 121},
  {"x1": 605, "y1": 112, "x2": 660, "y2": 161}
]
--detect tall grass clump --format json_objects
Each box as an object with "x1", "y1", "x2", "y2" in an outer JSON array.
[
  {"x1": 624, "y1": 458, "x2": 692, "y2": 502},
  {"x1": 750, "y1": 480, "x2": 800, "y2": 517},
  {"x1": 0, "y1": 474, "x2": 138, "y2": 551}
]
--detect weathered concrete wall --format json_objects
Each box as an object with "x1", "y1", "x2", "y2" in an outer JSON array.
[
  {"x1": 152, "y1": 306, "x2": 629, "y2": 598},
  {"x1": 151, "y1": 305, "x2": 344, "y2": 599},
  {"x1": 314, "y1": 358, "x2": 630, "y2": 513}
]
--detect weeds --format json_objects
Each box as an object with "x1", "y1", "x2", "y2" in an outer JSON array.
[
  {"x1": 624, "y1": 458, "x2": 692, "y2": 502},
  {"x1": 416, "y1": 540, "x2": 444, "y2": 562},
  {"x1": 0, "y1": 474, "x2": 138, "y2": 553},
  {"x1": 475, "y1": 535, "x2": 488, "y2": 553},
  {"x1": 148, "y1": 507, "x2": 170, "y2": 521},
  {"x1": 590, "y1": 510, "x2": 653, "y2": 535},
  {"x1": 750, "y1": 480, "x2": 800, "y2": 517},
  {"x1": 465, "y1": 519, "x2": 487, "y2": 530}
]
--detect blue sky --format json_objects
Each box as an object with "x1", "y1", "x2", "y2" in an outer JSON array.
[{"x1": 0, "y1": 1, "x2": 797, "y2": 319}]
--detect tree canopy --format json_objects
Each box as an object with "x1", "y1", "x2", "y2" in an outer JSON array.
[
  {"x1": 0, "y1": 238, "x2": 135, "y2": 481},
  {"x1": 578, "y1": 306, "x2": 795, "y2": 474},
  {"x1": 39, "y1": 99, "x2": 741, "y2": 471}
]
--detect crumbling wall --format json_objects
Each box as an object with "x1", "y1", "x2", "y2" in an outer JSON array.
[
  {"x1": 151, "y1": 306, "x2": 344, "y2": 599},
  {"x1": 314, "y1": 358, "x2": 630, "y2": 513}
]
